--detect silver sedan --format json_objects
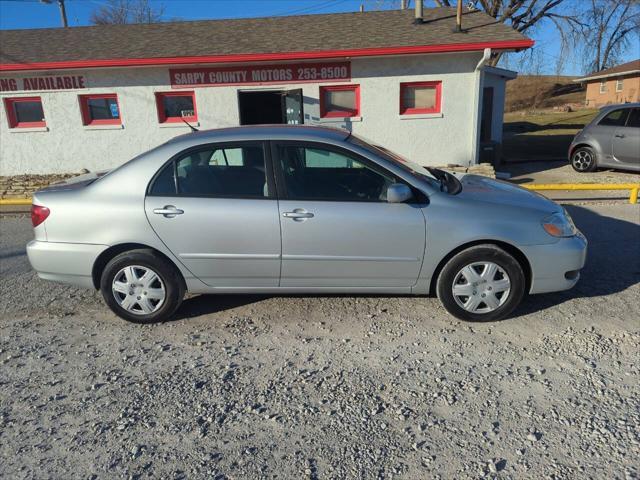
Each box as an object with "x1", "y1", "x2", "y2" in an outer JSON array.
[{"x1": 27, "y1": 126, "x2": 587, "y2": 323}]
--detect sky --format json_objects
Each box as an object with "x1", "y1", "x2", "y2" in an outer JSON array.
[{"x1": 0, "y1": 0, "x2": 638, "y2": 76}]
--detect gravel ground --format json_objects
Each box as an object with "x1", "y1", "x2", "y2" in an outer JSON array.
[
  {"x1": 1, "y1": 204, "x2": 639, "y2": 479},
  {"x1": 502, "y1": 161, "x2": 639, "y2": 184}
]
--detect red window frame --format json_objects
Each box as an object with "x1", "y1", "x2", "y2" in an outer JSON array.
[
  {"x1": 4, "y1": 97, "x2": 46, "y2": 128},
  {"x1": 399, "y1": 81, "x2": 442, "y2": 115},
  {"x1": 155, "y1": 91, "x2": 198, "y2": 123},
  {"x1": 320, "y1": 84, "x2": 360, "y2": 118},
  {"x1": 79, "y1": 93, "x2": 121, "y2": 126}
]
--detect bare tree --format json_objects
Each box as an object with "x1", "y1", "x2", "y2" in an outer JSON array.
[
  {"x1": 437, "y1": 1, "x2": 585, "y2": 67},
  {"x1": 90, "y1": 0, "x2": 165, "y2": 25},
  {"x1": 430, "y1": 0, "x2": 580, "y2": 33},
  {"x1": 372, "y1": 1, "x2": 581, "y2": 65},
  {"x1": 580, "y1": 0, "x2": 640, "y2": 73}
]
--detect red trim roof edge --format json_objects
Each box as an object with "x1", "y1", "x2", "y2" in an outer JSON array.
[{"x1": 0, "y1": 39, "x2": 534, "y2": 72}]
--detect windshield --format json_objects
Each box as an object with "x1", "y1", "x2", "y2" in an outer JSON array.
[{"x1": 347, "y1": 133, "x2": 439, "y2": 186}]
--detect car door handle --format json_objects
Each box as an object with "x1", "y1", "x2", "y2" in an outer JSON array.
[
  {"x1": 153, "y1": 205, "x2": 184, "y2": 217},
  {"x1": 615, "y1": 134, "x2": 625, "y2": 138},
  {"x1": 282, "y1": 210, "x2": 314, "y2": 219}
]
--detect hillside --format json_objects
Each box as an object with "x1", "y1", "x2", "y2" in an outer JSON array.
[{"x1": 505, "y1": 75, "x2": 585, "y2": 112}]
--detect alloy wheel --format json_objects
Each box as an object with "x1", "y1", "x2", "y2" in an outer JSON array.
[
  {"x1": 451, "y1": 262, "x2": 511, "y2": 314},
  {"x1": 572, "y1": 150, "x2": 593, "y2": 171},
  {"x1": 112, "y1": 265, "x2": 166, "y2": 315}
]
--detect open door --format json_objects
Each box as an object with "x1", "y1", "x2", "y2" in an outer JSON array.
[
  {"x1": 282, "y1": 89, "x2": 304, "y2": 125},
  {"x1": 480, "y1": 87, "x2": 494, "y2": 142}
]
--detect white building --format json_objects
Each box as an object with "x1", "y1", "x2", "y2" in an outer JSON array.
[{"x1": 0, "y1": 7, "x2": 531, "y2": 176}]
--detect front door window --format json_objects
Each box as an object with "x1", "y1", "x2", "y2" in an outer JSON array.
[
  {"x1": 599, "y1": 109, "x2": 630, "y2": 127},
  {"x1": 276, "y1": 144, "x2": 398, "y2": 202}
]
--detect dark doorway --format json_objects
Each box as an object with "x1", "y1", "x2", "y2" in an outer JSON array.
[
  {"x1": 238, "y1": 89, "x2": 304, "y2": 125},
  {"x1": 480, "y1": 87, "x2": 494, "y2": 142}
]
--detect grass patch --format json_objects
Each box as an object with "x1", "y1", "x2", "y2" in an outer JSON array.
[{"x1": 503, "y1": 110, "x2": 599, "y2": 161}]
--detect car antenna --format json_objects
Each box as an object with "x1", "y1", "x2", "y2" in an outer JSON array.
[{"x1": 181, "y1": 116, "x2": 199, "y2": 132}]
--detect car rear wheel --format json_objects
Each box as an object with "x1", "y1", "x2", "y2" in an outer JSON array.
[
  {"x1": 571, "y1": 147, "x2": 597, "y2": 172},
  {"x1": 436, "y1": 245, "x2": 526, "y2": 322},
  {"x1": 100, "y1": 249, "x2": 184, "y2": 323}
]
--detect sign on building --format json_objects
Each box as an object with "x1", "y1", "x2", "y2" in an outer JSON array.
[
  {"x1": 0, "y1": 75, "x2": 86, "y2": 92},
  {"x1": 170, "y1": 62, "x2": 351, "y2": 88}
]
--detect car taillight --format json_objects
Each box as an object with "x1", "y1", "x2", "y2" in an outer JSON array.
[{"x1": 31, "y1": 204, "x2": 50, "y2": 227}]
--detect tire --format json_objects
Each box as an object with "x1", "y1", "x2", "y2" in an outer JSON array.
[
  {"x1": 571, "y1": 147, "x2": 597, "y2": 172},
  {"x1": 436, "y1": 245, "x2": 526, "y2": 322},
  {"x1": 100, "y1": 249, "x2": 184, "y2": 323}
]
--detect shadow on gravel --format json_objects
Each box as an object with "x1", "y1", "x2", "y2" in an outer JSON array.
[
  {"x1": 515, "y1": 204, "x2": 640, "y2": 316},
  {"x1": 171, "y1": 205, "x2": 639, "y2": 322},
  {"x1": 174, "y1": 294, "x2": 268, "y2": 320},
  {"x1": 0, "y1": 248, "x2": 26, "y2": 260},
  {"x1": 173, "y1": 293, "x2": 417, "y2": 322}
]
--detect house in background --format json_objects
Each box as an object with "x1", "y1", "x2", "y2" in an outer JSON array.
[{"x1": 574, "y1": 59, "x2": 640, "y2": 107}]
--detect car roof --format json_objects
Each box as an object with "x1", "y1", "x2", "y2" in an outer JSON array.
[
  {"x1": 600, "y1": 102, "x2": 640, "y2": 111},
  {"x1": 166, "y1": 124, "x2": 351, "y2": 146}
]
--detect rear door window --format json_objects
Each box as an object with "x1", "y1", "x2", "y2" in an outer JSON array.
[
  {"x1": 599, "y1": 109, "x2": 630, "y2": 127},
  {"x1": 625, "y1": 108, "x2": 640, "y2": 128},
  {"x1": 148, "y1": 142, "x2": 270, "y2": 198}
]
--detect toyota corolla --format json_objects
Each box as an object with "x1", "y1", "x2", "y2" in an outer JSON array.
[{"x1": 27, "y1": 126, "x2": 587, "y2": 323}]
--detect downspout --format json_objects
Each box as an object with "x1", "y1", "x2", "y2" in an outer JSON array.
[{"x1": 470, "y1": 48, "x2": 491, "y2": 165}]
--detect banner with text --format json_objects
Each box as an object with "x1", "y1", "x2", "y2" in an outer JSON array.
[
  {"x1": 170, "y1": 62, "x2": 351, "y2": 88},
  {"x1": 0, "y1": 75, "x2": 86, "y2": 92}
]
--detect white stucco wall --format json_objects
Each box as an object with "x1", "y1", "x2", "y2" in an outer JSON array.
[{"x1": 0, "y1": 52, "x2": 483, "y2": 175}]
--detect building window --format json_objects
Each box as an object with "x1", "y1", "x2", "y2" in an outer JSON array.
[
  {"x1": 616, "y1": 78, "x2": 623, "y2": 92},
  {"x1": 4, "y1": 97, "x2": 46, "y2": 128},
  {"x1": 319, "y1": 85, "x2": 360, "y2": 118},
  {"x1": 400, "y1": 81, "x2": 442, "y2": 115},
  {"x1": 599, "y1": 80, "x2": 607, "y2": 94},
  {"x1": 155, "y1": 91, "x2": 197, "y2": 123},
  {"x1": 79, "y1": 94, "x2": 121, "y2": 126}
]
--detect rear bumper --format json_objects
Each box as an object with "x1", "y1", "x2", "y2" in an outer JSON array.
[
  {"x1": 522, "y1": 231, "x2": 588, "y2": 294},
  {"x1": 27, "y1": 240, "x2": 108, "y2": 289}
]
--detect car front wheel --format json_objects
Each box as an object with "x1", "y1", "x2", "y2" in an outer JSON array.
[
  {"x1": 436, "y1": 245, "x2": 526, "y2": 322},
  {"x1": 100, "y1": 249, "x2": 184, "y2": 323},
  {"x1": 571, "y1": 147, "x2": 597, "y2": 172}
]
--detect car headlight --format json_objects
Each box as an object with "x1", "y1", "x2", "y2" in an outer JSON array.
[{"x1": 542, "y1": 210, "x2": 577, "y2": 237}]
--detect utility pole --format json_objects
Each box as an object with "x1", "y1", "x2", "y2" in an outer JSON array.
[
  {"x1": 455, "y1": 0, "x2": 463, "y2": 32},
  {"x1": 58, "y1": 0, "x2": 68, "y2": 27},
  {"x1": 401, "y1": 0, "x2": 408, "y2": 9},
  {"x1": 414, "y1": 0, "x2": 423, "y2": 23},
  {"x1": 40, "y1": 0, "x2": 68, "y2": 28}
]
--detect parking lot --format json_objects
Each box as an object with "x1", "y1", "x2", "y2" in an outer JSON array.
[{"x1": 1, "y1": 203, "x2": 639, "y2": 479}]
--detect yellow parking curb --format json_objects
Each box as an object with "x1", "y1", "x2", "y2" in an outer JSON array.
[{"x1": 0, "y1": 198, "x2": 31, "y2": 206}]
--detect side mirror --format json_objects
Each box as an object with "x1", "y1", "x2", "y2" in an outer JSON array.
[{"x1": 386, "y1": 183, "x2": 412, "y2": 203}]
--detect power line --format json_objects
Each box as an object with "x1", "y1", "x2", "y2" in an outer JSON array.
[{"x1": 272, "y1": 0, "x2": 350, "y2": 16}]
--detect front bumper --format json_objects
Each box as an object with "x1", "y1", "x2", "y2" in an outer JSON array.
[
  {"x1": 521, "y1": 231, "x2": 588, "y2": 294},
  {"x1": 27, "y1": 240, "x2": 108, "y2": 289}
]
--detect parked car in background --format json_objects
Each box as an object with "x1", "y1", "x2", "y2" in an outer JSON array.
[
  {"x1": 569, "y1": 103, "x2": 640, "y2": 172},
  {"x1": 27, "y1": 126, "x2": 587, "y2": 323}
]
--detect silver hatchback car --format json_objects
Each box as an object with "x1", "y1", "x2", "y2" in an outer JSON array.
[
  {"x1": 569, "y1": 103, "x2": 640, "y2": 172},
  {"x1": 27, "y1": 126, "x2": 587, "y2": 323}
]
